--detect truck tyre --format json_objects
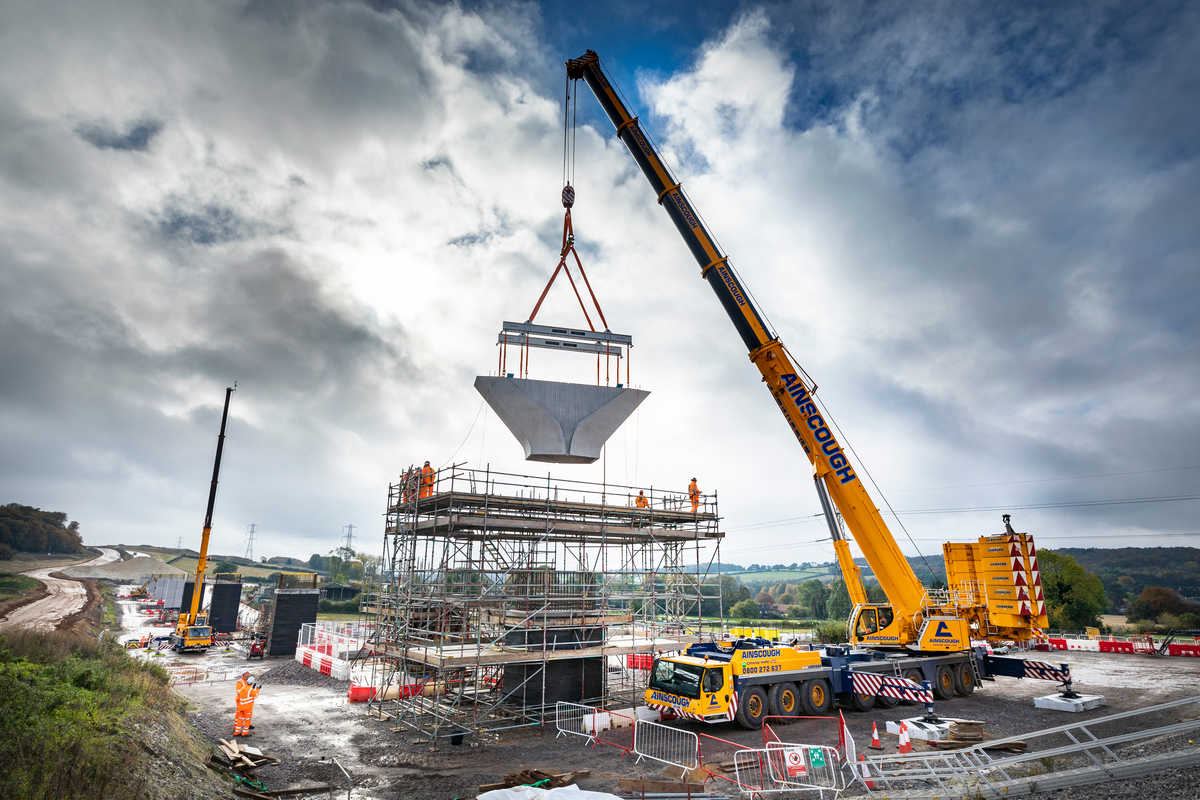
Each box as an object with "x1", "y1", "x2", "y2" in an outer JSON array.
[
  {"x1": 952, "y1": 662, "x2": 976, "y2": 696},
  {"x1": 768, "y1": 682, "x2": 801, "y2": 718},
  {"x1": 800, "y1": 679, "x2": 834, "y2": 716},
  {"x1": 736, "y1": 686, "x2": 768, "y2": 729},
  {"x1": 933, "y1": 664, "x2": 955, "y2": 700},
  {"x1": 840, "y1": 691, "x2": 876, "y2": 712},
  {"x1": 901, "y1": 668, "x2": 925, "y2": 705}
]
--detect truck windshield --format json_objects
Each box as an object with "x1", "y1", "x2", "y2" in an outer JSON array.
[
  {"x1": 650, "y1": 659, "x2": 703, "y2": 699},
  {"x1": 189, "y1": 627, "x2": 211, "y2": 638}
]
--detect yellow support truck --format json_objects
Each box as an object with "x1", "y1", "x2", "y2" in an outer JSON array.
[{"x1": 644, "y1": 635, "x2": 1073, "y2": 729}]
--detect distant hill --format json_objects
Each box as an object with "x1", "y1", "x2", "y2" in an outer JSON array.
[
  {"x1": 0, "y1": 504, "x2": 86, "y2": 557},
  {"x1": 1058, "y1": 547, "x2": 1200, "y2": 608}
]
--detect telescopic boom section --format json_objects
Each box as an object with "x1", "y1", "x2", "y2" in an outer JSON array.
[
  {"x1": 184, "y1": 385, "x2": 234, "y2": 627},
  {"x1": 567, "y1": 51, "x2": 927, "y2": 619}
]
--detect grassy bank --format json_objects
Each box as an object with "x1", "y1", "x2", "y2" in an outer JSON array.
[
  {"x1": 0, "y1": 628, "x2": 178, "y2": 799},
  {"x1": 0, "y1": 571, "x2": 40, "y2": 599}
]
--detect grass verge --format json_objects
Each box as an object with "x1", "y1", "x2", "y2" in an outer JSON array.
[{"x1": 0, "y1": 628, "x2": 175, "y2": 799}]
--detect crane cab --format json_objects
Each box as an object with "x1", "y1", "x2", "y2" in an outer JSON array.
[
  {"x1": 850, "y1": 604, "x2": 903, "y2": 648},
  {"x1": 171, "y1": 611, "x2": 213, "y2": 652}
]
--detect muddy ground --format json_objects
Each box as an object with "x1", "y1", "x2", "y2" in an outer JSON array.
[{"x1": 171, "y1": 649, "x2": 1200, "y2": 799}]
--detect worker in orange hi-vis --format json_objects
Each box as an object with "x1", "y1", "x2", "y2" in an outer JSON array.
[
  {"x1": 635, "y1": 490, "x2": 649, "y2": 508},
  {"x1": 400, "y1": 467, "x2": 414, "y2": 503},
  {"x1": 689, "y1": 478, "x2": 701, "y2": 513},
  {"x1": 419, "y1": 461, "x2": 435, "y2": 499},
  {"x1": 234, "y1": 671, "x2": 260, "y2": 736}
]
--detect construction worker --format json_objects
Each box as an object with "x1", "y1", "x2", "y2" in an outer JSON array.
[
  {"x1": 419, "y1": 460, "x2": 435, "y2": 499},
  {"x1": 234, "y1": 670, "x2": 260, "y2": 736},
  {"x1": 400, "y1": 467, "x2": 414, "y2": 504},
  {"x1": 635, "y1": 490, "x2": 649, "y2": 509},
  {"x1": 689, "y1": 478, "x2": 700, "y2": 513}
]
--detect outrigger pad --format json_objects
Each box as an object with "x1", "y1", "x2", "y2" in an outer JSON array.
[{"x1": 474, "y1": 376, "x2": 649, "y2": 464}]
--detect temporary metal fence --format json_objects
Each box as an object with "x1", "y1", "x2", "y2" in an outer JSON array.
[
  {"x1": 554, "y1": 702, "x2": 636, "y2": 755},
  {"x1": 556, "y1": 701, "x2": 599, "y2": 743},
  {"x1": 633, "y1": 719, "x2": 700, "y2": 770},
  {"x1": 730, "y1": 743, "x2": 845, "y2": 797},
  {"x1": 164, "y1": 663, "x2": 266, "y2": 686},
  {"x1": 856, "y1": 694, "x2": 1200, "y2": 798},
  {"x1": 763, "y1": 715, "x2": 846, "y2": 759}
]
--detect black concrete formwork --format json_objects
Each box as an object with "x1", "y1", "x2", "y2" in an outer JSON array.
[
  {"x1": 502, "y1": 657, "x2": 605, "y2": 707},
  {"x1": 265, "y1": 590, "x2": 319, "y2": 656},
  {"x1": 208, "y1": 581, "x2": 242, "y2": 634}
]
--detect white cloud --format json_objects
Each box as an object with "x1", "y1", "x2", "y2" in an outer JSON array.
[{"x1": 0, "y1": 1, "x2": 1196, "y2": 566}]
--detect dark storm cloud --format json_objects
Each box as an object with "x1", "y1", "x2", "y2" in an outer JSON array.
[{"x1": 76, "y1": 119, "x2": 163, "y2": 152}]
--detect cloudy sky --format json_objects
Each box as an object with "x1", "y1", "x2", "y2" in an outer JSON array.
[{"x1": 2, "y1": 0, "x2": 1197, "y2": 567}]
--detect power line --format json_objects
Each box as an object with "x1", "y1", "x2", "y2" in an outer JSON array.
[
  {"x1": 174, "y1": 536, "x2": 183, "y2": 550},
  {"x1": 895, "y1": 493, "x2": 1200, "y2": 515},
  {"x1": 341, "y1": 524, "x2": 357, "y2": 554},
  {"x1": 729, "y1": 492, "x2": 1200, "y2": 532},
  {"x1": 887, "y1": 464, "x2": 1200, "y2": 493}
]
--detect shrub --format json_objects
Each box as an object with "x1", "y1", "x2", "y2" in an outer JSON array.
[
  {"x1": 0, "y1": 628, "x2": 174, "y2": 799},
  {"x1": 814, "y1": 619, "x2": 848, "y2": 644},
  {"x1": 318, "y1": 598, "x2": 360, "y2": 614},
  {"x1": 729, "y1": 598, "x2": 760, "y2": 620}
]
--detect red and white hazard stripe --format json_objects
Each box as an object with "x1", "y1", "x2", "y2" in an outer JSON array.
[{"x1": 848, "y1": 672, "x2": 933, "y2": 704}]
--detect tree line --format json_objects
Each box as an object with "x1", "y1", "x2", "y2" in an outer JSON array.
[{"x1": 0, "y1": 504, "x2": 86, "y2": 559}]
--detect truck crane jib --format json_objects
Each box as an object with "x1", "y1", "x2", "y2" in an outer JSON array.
[{"x1": 566, "y1": 49, "x2": 1070, "y2": 726}]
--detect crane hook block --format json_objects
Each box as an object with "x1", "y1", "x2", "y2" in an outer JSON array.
[{"x1": 562, "y1": 184, "x2": 575, "y2": 208}]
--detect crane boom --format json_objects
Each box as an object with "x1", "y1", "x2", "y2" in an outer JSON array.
[
  {"x1": 567, "y1": 51, "x2": 928, "y2": 632},
  {"x1": 172, "y1": 385, "x2": 235, "y2": 651}
]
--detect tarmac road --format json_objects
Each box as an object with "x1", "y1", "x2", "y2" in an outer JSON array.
[{"x1": 0, "y1": 547, "x2": 119, "y2": 632}]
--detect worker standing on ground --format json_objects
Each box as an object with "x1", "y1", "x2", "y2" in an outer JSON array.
[
  {"x1": 234, "y1": 670, "x2": 260, "y2": 736},
  {"x1": 689, "y1": 478, "x2": 700, "y2": 513},
  {"x1": 635, "y1": 490, "x2": 649, "y2": 508},
  {"x1": 419, "y1": 460, "x2": 435, "y2": 498}
]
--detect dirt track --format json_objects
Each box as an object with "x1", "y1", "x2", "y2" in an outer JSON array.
[{"x1": 0, "y1": 547, "x2": 118, "y2": 631}]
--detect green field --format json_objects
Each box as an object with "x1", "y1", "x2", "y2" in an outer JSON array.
[{"x1": 723, "y1": 566, "x2": 838, "y2": 582}]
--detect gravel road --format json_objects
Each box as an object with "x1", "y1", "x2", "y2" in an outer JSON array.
[{"x1": 0, "y1": 547, "x2": 118, "y2": 631}]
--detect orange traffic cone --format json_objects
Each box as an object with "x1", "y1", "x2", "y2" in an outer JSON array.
[
  {"x1": 859, "y1": 753, "x2": 876, "y2": 789},
  {"x1": 898, "y1": 721, "x2": 913, "y2": 754},
  {"x1": 869, "y1": 721, "x2": 884, "y2": 750}
]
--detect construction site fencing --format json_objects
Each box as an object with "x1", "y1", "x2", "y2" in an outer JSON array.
[
  {"x1": 731, "y1": 744, "x2": 845, "y2": 797},
  {"x1": 763, "y1": 715, "x2": 847, "y2": 760},
  {"x1": 633, "y1": 719, "x2": 700, "y2": 770},
  {"x1": 164, "y1": 663, "x2": 266, "y2": 686},
  {"x1": 697, "y1": 732, "x2": 756, "y2": 791}
]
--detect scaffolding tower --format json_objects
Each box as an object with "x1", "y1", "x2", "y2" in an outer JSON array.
[{"x1": 362, "y1": 464, "x2": 723, "y2": 739}]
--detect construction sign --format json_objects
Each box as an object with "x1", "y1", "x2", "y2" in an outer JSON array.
[
  {"x1": 809, "y1": 747, "x2": 826, "y2": 769},
  {"x1": 784, "y1": 748, "x2": 807, "y2": 777}
]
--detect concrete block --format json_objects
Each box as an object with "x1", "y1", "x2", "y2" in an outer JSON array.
[
  {"x1": 475, "y1": 376, "x2": 650, "y2": 463},
  {"x1": 1034, "y1": 693, "x2": 1106, "y2": 712},
  {"x1": 886, "y1": 717, "x2": 954, "y2": 741}
]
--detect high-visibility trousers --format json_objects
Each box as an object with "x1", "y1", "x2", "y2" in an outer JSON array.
[
  {"x1": 691, "y1": 497, "x2": 700, "y2": 513},
  {"x1": 234, "y1": 702, "x2": 255, "y2": 735}
]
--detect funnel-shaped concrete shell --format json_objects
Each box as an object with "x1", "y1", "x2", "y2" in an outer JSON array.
[{"x1": 474, "y1": 376, "x2": 649, "y2": 464}]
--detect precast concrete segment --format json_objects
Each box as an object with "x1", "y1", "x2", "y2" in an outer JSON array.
[
  {"x1": 0, "y1": 547, "x2": 119, "y2": 632},
  {"x1": 474, "y1": 376, "x2": 649, "y2": 463}
]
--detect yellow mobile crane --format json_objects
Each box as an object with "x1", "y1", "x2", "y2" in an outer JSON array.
[
  {"x1": 170, "y1": 385, "x2": 235, "y2": 652},
  {"x1": 565, "y1": 52, "x2": 1049, "y2": 654},
  {"x1": 566, "y1": 51, "x2": 1070, "y2": 724}
]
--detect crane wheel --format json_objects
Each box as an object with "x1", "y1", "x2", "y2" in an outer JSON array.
[
  {"x1": 735, "y1": 686, "x2": 768, "y2": 729},
  {"x1": 953, "y1": 662, "x2": 976, "y2": 696},
  {"x1": 933, "y1": 664, "x2": 955, "y2": 700},
  {"x1": 800, "y1": 678, "x2": 834, "y2": 716},
  {"x1": 841, "y1": 691, "x2": 876, "y2": 712},
  {"x1": 900, "y1": 668, "x2": 925, "y2": 705},
  {"x1": 768, "y1": 682, "x2": 800, "y2": 718}
]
